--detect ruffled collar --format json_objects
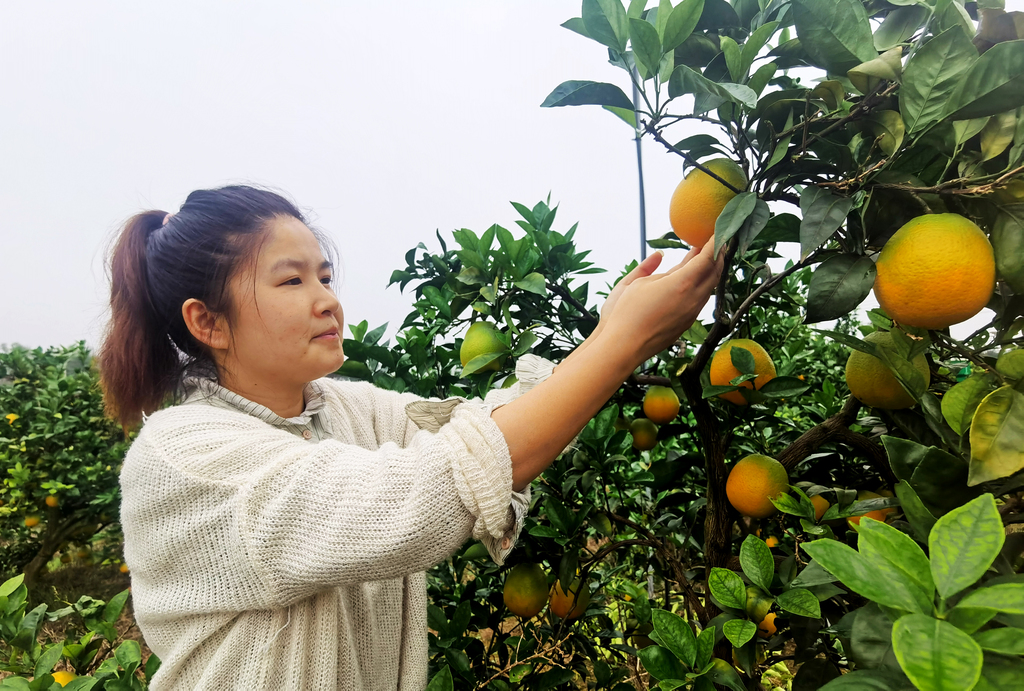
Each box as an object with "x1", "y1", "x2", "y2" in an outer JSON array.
[{"x1": 180, "y1": 375, "x2": 328, "y2": 427}]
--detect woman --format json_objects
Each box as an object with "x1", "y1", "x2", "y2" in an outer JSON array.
[{"x1": 99, "y1": 185, "x2": 721, "y2": 690}]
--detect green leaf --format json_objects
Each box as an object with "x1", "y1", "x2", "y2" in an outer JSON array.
[
  {"x1": 582, "y1": 0, "x2": 629, "y2": 52},
  {"x1": 993, "y1": 213, "x2": 1024, "y2": 294},
  {"x1": 900, "y1": 27, "x2": 977, "y2": 134},
  {"x1": 707, "y1": 658, "x2": 746, "y2": 691},
  {"x1": 729, "y1": 346, "x2": 757, "y2": 375},
  {"x1": 946, "y1": 40, "x2": 1024, "y2": 121},
  {"x1": 997, "y1": 349, "x2": 1024, "y2": 381},
  {"x1": 721, "y1": 36, "x2": 743, "y2": 82},
  {"x1": 723, "y1": 619, "x2": 757, "y2": 648},
  {"x1": 957, "y1": 583, "x2": 1024, "y2": 614},
  {"x1": 776, "y1": 588, "x2": 821, "y2": 618},
  {"x1": 541, "y1": 81, "x2": 635, "y2": 109},
  {"x1": 849, "y1": 47, "x2": 903, "y2": 97},
  {"x1": 637, "y1": 645, "x2": 687, "y2": 681},
  {"x1": 791, "y1": 560, "x2": 839, "y2": 588},
  {"x1": 739, "y1": 535, "x2": 774, "y2": 593},
  {"x1": 426, "y1": 665, "x2": 454, "y2": 691},
  {"x1": 857, "y1": 517, "x2": 935, "y2": 608},
  {"x1": 942, "y1": 374, "x2": 994, "y2": 437},
  {"x1": 461, "y1": 352, "x2": 504, "y2": 377},
  {"x1": 712, "y1": 192, "x2": 756, "y2": 259},
  {"x1": 805, "y1": 254, "x2": 876, "y2": 324},
  {"x1": 668, "y1": 66, "x2": 757, "y2": 110},
  {"x1": 975, "y1": 651, "x2": 1024, "y2": 691},
  {"x1": 929, "y1": 494, "x2": 1004, "y2": 599},
  {"x1": 799, "y1": 187, "x2": 854, "y2": 260},
  {"x1": 514, "y1": 272, "x2": 548, "y2": 296},
  {"x1": 708, "y1": 568, "x2": 746, "y2": 610},
  {"x1": 895, "y1": 480, "x2": 936, "y2": 543},
  {"x1": 663, "y1": 0, "x2": 704, "y2": 51},
  {"x1": 882, "y1": 436, "x2": 977, "y2": 515},
  {"x1": 630, "y1": 18, "x2": 663, "y2": 79},
  {"x1": 973, "y1": 627, "x2": 1024, "y2": 655},
  {"x1": 969, "y1": 386, "x2": 1024, "y2": 486},
  {"x1": 604, "y1": 105, "x2": 638, "y2": 127},
  {"x1": 802, "y1": 540, "x2": 923, "y2": 613},
  {"x1": 736, "y1": 199, "x2": 771, "y2": 255},
  {"x1": 695, "y1": 626, "x2": 715, "y2": 669},
  {"x1": 741, "y1": 22, "x2": 779, "y2": 81},
  {"x1": 652, "y1": 609, "x2": 697, "y2": 668},
  {"x1": 818, "y1": 669, "x2": 917, "y2": 690},
  {"x1": 865, "y1": 110, "x2": 906, "y2": 156},
  {"x1": 791, "y1": 0, "x2": 877, "y2": 75},
  {"x1": 874, "y1": 5, "x2": 931, "y2": 51},
  {"x1": 33, "y1": 643, "x2": 63, "y2": 679},
  {"x1": 892, "y1": 614, "x2": 983, "y2": 691}
]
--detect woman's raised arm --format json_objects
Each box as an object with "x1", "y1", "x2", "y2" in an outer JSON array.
[{"x1": 493, "y1": 239, "x2": 723, "y2": 491}]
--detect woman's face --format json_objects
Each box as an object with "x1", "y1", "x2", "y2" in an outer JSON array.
[{"x1": 220, "y1": 215, "x2": 345, "y2": 390}]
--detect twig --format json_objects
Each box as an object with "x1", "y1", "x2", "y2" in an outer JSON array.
[
  {"x1": 547, "y1": 281, "x2": 598, "y2": 324},
  {"x1": 644, "y1": 122, "x2": 745, "y2": 195},
  {"x1": 932, "y1": 332, "x2": 1007, "y2": 385}
]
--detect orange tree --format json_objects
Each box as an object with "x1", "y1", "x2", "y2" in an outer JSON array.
[
  {"x1": 336, "y1": 1, "x2": 1024, "y2": 689},
  {"x1": 0, "y1": 343, "x2": 128, "y2": 589}
]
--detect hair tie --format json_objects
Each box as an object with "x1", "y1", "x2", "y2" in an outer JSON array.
[{"x1": 162, "y1": 213, "x2": 174, "y2": 226}]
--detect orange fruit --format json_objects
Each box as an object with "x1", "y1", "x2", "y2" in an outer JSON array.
[
  {"x1": 643, "y1": 386, "x2": 680, "y2": 424},
  {"x1": 757, "y1": 612, "x2": 778, "y2": 639},
  {"x1": 847, "y1": 490, "x2": 895, "y2": 529},
  {"x1": 845, "y1": 331, "x2": 930, "y2": 410},
  {"x1": 726, "y1": 454, "x2": 789, "y2": 519},
  {"x1": 50, "y1": 671, "x2": 77, "y2": 687},
  {"x1": 765, "y1": 536, "x2": 779, "y2": 548},
  {"x1": 669, "y1": 158, "x2": 747, "y2": 248},
  {"x1": 24, "y1": 516, "x2": 40, "y2": 528},
  {"x1": 503, "y1": 563, "x2": 548, "y2": 619},
  {"x1": 549, "y1": 578, "x2": 591, "y2": 621},
  {"x1": 873, "y1": 214, "x2": 995, "y2": 329},
  {"x1": 45, "y1": 495, "x2": 59, "y2": 508},
  {"x1": 76, "y1": 548, "x2": 90, "y2": 559},
  {"x1": 810, "y1": 495, "x2": 830, "y2": 522},
  {"x1": 710, "y1": 339, "x2": 777, "y2": 405},
  {"x1": 459, "y1": 322, "x2": 506, "y2": 372},
  {"x1": 120, "y1": 563, "x2": 130, "y2": 574},
  {"x1": 629, "y1": 418, "x2": 659, "y2": 451}
]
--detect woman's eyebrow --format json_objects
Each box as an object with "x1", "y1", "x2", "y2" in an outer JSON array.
[{"x1": 269, "y1": 258, "x2": 333, "y2": 273}]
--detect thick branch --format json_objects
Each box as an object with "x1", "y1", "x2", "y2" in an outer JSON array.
[{"x1": 776, "y1": 397, "x2": 895, "y2": 485}]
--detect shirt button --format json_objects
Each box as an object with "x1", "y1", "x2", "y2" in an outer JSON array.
[{"x1": 302, "y1": 429, "x2": 312, "y2": 439}]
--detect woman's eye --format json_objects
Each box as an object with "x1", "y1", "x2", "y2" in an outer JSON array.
[
  {"x1": 285, "y1": 278, "x2": 302, "y2": 285},
  {"x1": 321, "y1": 276, "x2": 333, "y2": 285}
]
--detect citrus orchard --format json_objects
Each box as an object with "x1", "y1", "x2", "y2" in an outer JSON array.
[
  {"x1": 642, "y1": 386, "x2": 680, "y2": 424},
  {"x1": 710, "y1": 339, "x2": 777, "y2": 405},
  {"x1": 669, "y1": 158, "x2": 747, "y2": 248},
  {"x1": 725, "y1": 454, "x2": 789, "y2": 518},
  {"x1": 459, "y1": 322, "x2": 506, "y2": 372},
  {"x1": 503, "y1": 563, "x2": 549, "y2": 619},
  {"x1": 873, "y1": 214, "x2": 995, "y2": 329},
  {"x1": 845, "y1": 331, "x2": 930, "y2": 410}
]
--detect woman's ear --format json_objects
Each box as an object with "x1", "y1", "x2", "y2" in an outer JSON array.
[{"x1": 182, "y1": 298, "x2": 231, "y2": 351}]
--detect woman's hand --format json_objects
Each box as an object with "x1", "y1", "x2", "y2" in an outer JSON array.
[
  {"x1": 598, "y1": 237, "x2": 723, "y2": 364},
  {"x1": 599, "y1": 250, "x2": 667, "y2": 327}
]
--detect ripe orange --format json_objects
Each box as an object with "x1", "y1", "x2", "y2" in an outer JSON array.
[
  {"x1": 810, "y1": 495, "x2": 830, "y2": 522},
  {"x1": 50, "y1": 671, "x2": 77, "y2": 687},
  {"x1": 757, "y1": 612, "x2": 778, "y2": 639},
  {"x1": 726, "y1": 454, "x2": 789, "y2": 519},
  {"x1": 765, "y1": 536, "x2": 779, "y2": 548},
  {"x1": 24, "y1": 516, "x2": 40, "y2": 528},
  {"x1": 459, "y1": 322, "x2": 506, "y2": 372},
  {"x1": 45, "y1": 495, "x2": 59, "y2": 508},
  {"x1": 549, "y1": 578, "x2": 591, "y2": 621},
  {"x1": 629, "y1": 418, "x2": 659, "y2": 451},
  {"x1": 503, "y1": 563, "x2": 549, "y2": 619},
  {"x1": 669, "y1": 158, "x2": 747, "y2": 248},
  {"x1": 120, "y1": 563, "x2": 130, "y2": 574},
  {"x1": 710, "y1": 339, "x2": 777, "y2": 405},
  {"x1": 845, "y1": 331, "x2": 930, "y2": 410},
  {"x1": 873, "y1": 214, "x2": 996, "y2": 329},
  {"x1": 847, "y1": 490, "x2": 895, "y2": 529},
  {"x1": 643, "y1": 386, "x2": 680, "y2": 424}
]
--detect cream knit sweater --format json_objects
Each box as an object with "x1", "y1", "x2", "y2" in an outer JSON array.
[{"x1": 120, "y1": 354, "x2": 561, "y2": 690}]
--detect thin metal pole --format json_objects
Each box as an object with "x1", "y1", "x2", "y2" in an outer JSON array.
[{"x1": 632, "y1": 70, "x2": 647, "y2": 261}]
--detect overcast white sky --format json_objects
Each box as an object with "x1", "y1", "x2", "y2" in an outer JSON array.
[{"x1": 1, "y1": 1, "x2": 1014, "y2": 351}]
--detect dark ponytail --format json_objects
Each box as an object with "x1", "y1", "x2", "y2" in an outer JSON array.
[{"x1": 98, "y1": 185, "x2": 338, "y2": 433}]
